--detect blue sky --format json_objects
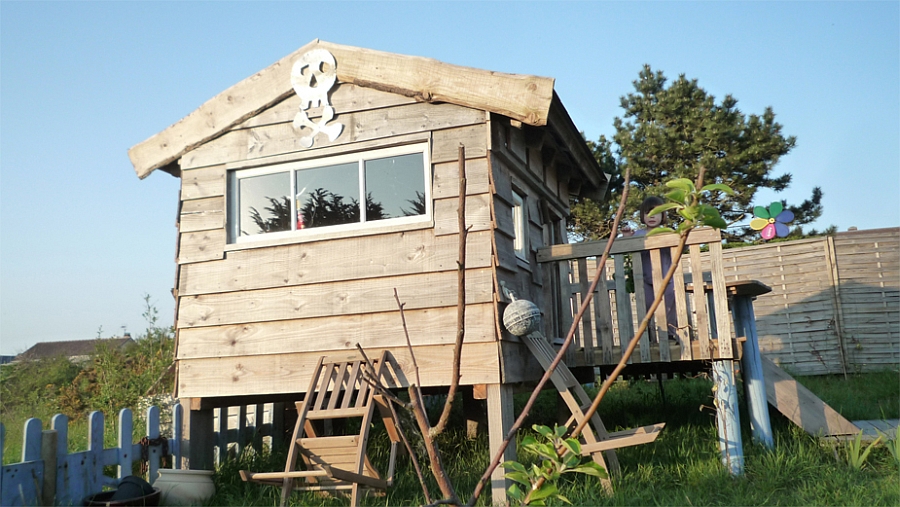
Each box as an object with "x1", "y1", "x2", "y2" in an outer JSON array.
[{"x1": 1, "y1": 1, "x2": 897, "y2": 356}]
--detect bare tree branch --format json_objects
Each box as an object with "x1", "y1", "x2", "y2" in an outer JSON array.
[{"x1": 433, "y1": 145, "x2": 468, "y2": 436}]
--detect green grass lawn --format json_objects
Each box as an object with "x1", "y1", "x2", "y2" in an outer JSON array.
[{"x1": 208, "y1": 371, "x2": 900, "y2": 506}]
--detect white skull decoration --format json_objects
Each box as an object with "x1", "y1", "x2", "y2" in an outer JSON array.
[{"x1": 291, "y1": 49, "x2": 344, "y2": 148}]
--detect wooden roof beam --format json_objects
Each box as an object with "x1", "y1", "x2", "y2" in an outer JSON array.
[{"x1": 129, "y1": 39, "x2": 556, "y2": 179}]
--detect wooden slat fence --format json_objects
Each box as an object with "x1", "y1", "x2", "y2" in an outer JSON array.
[
  {"x1": 0, "y1": 406, "x2": 181, "y2": 506},
  {"x1": 1, "y1": 402, "x2": 286, "y2": 505},
  {"x1": 714, "y1": 227, "x2": 899, "y2": 375},
  {"x1": 211, "y1": 403, "x2": 284, "y2": 465}
]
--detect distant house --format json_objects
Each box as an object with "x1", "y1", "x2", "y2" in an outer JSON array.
[
  {"x1": 14, "y1": 336, "x2": 134, "y2": 364},
  {"x1": 0, "y1": 356, "x2": 15, "y2": 365}
]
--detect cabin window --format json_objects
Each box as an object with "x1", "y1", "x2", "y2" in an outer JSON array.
[
  {"x1": 228, "y1": 144, "x2": 430, "y2": 243},
  {"x1": 512, "y1": 191, "x2": 527, "y2": 261}
]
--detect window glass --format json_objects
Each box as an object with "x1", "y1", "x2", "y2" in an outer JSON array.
[
  {"x1": 364, "y1": 153, "x2": 426, "y2": 221},
  {"x1": 512, "y1": 191, "x2": 527, "y2": 260},
  {"x1": 228, "y1": 144, "x2": 429, "y2": 244},
  {"x1": 295, "y1": 162, "x2": 360, "y2": 229},
  {"x1": 238, "y1": 172, "x2": 290, "y2": 237}
]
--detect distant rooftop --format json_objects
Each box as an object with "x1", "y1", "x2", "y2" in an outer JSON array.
[{"x1": 14, "y1": 337, "x2": 133, "y2": 362}]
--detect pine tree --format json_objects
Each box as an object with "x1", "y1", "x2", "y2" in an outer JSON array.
[{"x1": 569, "y1": 65, "x2": 824, "y2": 243}]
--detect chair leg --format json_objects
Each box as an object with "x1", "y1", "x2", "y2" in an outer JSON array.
[{"x1": 350, "y1": 482, "x2": 360, "y2": 507}]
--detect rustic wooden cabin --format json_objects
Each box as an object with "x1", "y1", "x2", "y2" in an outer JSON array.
[
  {"x1": 129, "y1": 39, "x2": 612, "y2": 495},
  {"x1": 130, "y1": 39, "x2": 856, "y2": 503}
]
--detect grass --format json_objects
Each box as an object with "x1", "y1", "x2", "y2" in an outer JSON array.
[{"x1": 204, "y1": 371, "x2": 900, "y2": 506}]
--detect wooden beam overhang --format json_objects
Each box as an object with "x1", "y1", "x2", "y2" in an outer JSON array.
[{"x1": 129, "y1": 39, "x2": 556, "y2": 179}]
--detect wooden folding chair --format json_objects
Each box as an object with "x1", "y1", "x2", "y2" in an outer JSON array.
[
  {"x1": 240, "y1": 351, "x2": 401, "y2": 506},
  {"x1": 523, "y1": 332, "x2": 665, "y2": 492}
]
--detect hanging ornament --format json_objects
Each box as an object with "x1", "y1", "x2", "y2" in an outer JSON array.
[{"x1": 750, "y1": 202, "x2": 794, "y2": 240}]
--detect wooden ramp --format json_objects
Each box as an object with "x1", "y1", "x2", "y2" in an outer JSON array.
[
  {"x1": 761, "y1": 355, "x2": 860, "y2": 437},
  {"x1": 523, "y1": 332, "x2": 665, "y2": 492}
]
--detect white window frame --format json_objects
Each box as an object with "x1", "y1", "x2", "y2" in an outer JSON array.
[
  {"x1": 512, "y1": 190, "x2": 528, "y2": 261},
  {"x1": 227, "y1": 143, "x2": 431, "y2": 245}
]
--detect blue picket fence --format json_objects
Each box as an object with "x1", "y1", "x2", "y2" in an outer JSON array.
[{"x1": 0, "y1": 405, "x2": 181, "y2": 506}]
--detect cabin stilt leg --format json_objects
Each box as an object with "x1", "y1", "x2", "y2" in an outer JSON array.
[
  {"x1": 487, "y1": 383, "x2": 515, "y2": 505},
  {"x1": 180, "y1": 398, "x2": 215, "y2": 470},
  {"x1": 732, "y1": 296, "x2": 774, "y2": 449},
  {"x1": 711, "y1": 360, "x2": 744, "y2": 475},
  {"x1": 463, "y1": 387, "x2": 486, "y2": 439}
]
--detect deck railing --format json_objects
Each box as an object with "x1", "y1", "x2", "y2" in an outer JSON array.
[{"x1": 537, "y1": 227, "x2": 737, "y2": 367}]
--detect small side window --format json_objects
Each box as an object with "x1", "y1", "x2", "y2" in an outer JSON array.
[{"x1": 512, "y1": 191, "x2": 527, "y2": 261}]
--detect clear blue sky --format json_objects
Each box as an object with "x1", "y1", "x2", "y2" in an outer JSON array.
[{"x1": 1, "y1": 1, "x2": 897, "y2": 356}]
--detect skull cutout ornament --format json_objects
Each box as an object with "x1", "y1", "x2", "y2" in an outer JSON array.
[{"x1": 291, "y1": 49, "x2": 344, "y2": 148}]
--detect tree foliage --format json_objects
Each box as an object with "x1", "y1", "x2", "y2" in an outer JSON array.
[{"x1": 569, "y1": 65, "x2": 832, "y2": 243}]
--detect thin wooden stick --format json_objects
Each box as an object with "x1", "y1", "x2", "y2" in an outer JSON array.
[
  {"x1": 433, "y1": 145, "x2": 468, "y2": 436},
  {"x1": 354, "y1": 344, "x2": 433, "y2": 503},
  {"x1": 394, "y1": 288, "x2": 423, "y2": 389}
]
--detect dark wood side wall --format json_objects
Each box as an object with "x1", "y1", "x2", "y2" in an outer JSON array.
[
  {"x1": 488, "y1": 115, "x2": 575, "y2": 383},
  {"x1": 173, "y1": 83, "x2": 501, "y2": 400}
]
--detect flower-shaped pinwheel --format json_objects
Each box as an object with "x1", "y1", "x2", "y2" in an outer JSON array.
[{"x1": 750, "y1": 202, "x2": 794, "y2": 240}]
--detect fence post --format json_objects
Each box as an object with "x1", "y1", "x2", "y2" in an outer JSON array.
[
  {"x1": 88, "y1": 411, "x2": 105, "y2": 496},
  {"x1": 825, "y1": 236, "x2": 849, "y2": 378},
  {"x1": 51, "y1": 414, "x2": 72, "y2": 505},
  {"x1": 41, "y1": 430, "x2": 57, "y2": 506},
  {"x1": 118, "y1": 409, "x2": 133, "y2": 480},
  {"x1": 146, "y1": 406, "x2": 161, "y2": 484},
  {"x1": 171, "y1": 403, "x2": 183, "y2": 467}
]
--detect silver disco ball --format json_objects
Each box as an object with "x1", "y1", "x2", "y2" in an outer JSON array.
[{"x1": 503, "y1": 298, "x2": 541, "y2": 336}]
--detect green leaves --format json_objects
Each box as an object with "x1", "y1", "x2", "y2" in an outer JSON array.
[
  {"x1": 502, "y1": 424, "x2": 608, "y2": 505},
  {"x1": 647, "y1": 178, "x2": 734, "y2": 236}
]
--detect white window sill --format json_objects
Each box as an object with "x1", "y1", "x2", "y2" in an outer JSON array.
[{"x1": 224, "y1": 219, "x2": 436, "y2": 252}]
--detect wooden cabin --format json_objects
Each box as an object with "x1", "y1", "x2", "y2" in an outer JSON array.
[
  {"x1": 129, "y1": 38, "x2": 610, "y2": 481},
  {"x1": 132, "y1": 40, "x2": 810, "y2": 502}
]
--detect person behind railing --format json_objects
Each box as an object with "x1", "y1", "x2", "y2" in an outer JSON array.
[{"x1": 620, "y1": 196, "x2": 678, "y2": 342}]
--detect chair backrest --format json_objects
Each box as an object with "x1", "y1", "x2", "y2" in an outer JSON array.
[
  {"x1": 301, "y1": 351, "x2": 389, "y2": 421},
  {"x1": 537, "y1": 227, "x2": 735, "y2": 365}
]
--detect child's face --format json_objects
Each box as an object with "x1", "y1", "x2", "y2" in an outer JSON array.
[{"x1": 644, "y1": 213, "x2": 663, "y2": 228}]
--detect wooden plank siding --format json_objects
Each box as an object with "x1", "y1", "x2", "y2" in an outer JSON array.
[
  {"x1": 180, "y1": 101, "x2": 485, "y2": 171},
  {"x1": 171, "y1": 84, "x2": 506, "y2": 399},
  {"x1": 178, "y1": 342, "x2": 502, "y2": 398}
]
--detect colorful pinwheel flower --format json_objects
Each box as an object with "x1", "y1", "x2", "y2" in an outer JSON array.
[{"x1": 750, "y1": 202, "x2": 794, "y2": 240}]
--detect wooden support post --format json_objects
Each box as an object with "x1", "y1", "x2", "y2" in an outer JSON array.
[
  {"x1": 180, "y1": 398, "x2": 215, "y2": 470},
  {"x1": 487, "y1": 383, "x2": 515, "y2": 505},
  {"x1": 712, "y1": 360, "x2": 743, "y2": 475},
  {"x1": 463, "y1": 387, "x2": 486, "y2": 439},
  {"x1": 732, "y1": 296, "x2": 774, "y2": 449},
  {"x1": 41, "y1": 430, "x2": 57, "y2": 507}
]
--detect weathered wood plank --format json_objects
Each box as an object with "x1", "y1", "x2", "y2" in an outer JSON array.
[
  {"x1": 177, "y1": 268, "x2": 494, "y2": 328},
  {"x1": 181, "y1": 102, "x2": 485, "y2": 170},
  {"x1": 432, "y1": 124, "x2": 488, "y2": 164},
  {"x1": 180, "y1": 196, "x2": 225, "y2": 233},
  {"x1": 177, "y1": 303, "x2": 497, "y2": 359},
  {"x1": 180, "y1": 165, "x2": 225, "y2": 201},
  {"x1": 433, "y1": 194, "x2": 492, "y2": 236},
  {"x1": 432, "y1": 158, "x2": 490, "y2": 199},
  {"x1": 176, "y1": 342, "x2": 502, "y2": 398},
  {"x1": 761, "y1": 355, "x2": 859, "y2": 436},
  {"x1": 179, "y1": 229, "x2": 227, "y2": 264},
  {"x1": 179, "y1": 229, "x2": 493, "y2": 296}
]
